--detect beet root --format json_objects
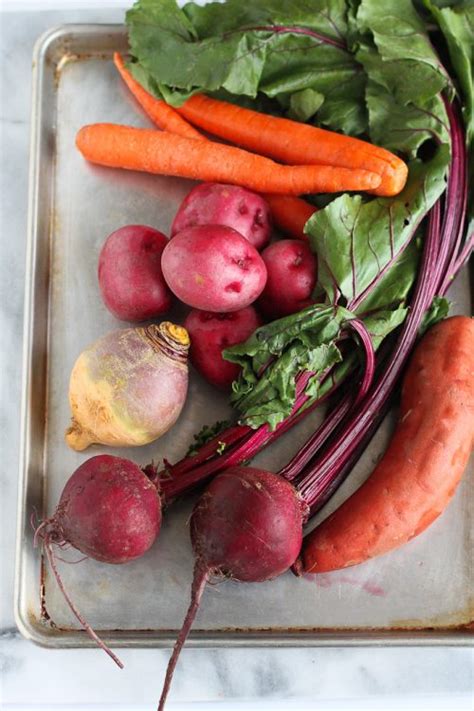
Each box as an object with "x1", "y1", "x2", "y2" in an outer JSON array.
[
  {"x1": 35, "y1": 455, "x2": 162, "y2": 667},
  {"x1": 191, "y1": 467, "x2": 304, "y2": 581},
  {"x1": 51, "y1": 454, "x2": 162, "y2": 563},
  {"x1": 158, "y1": 466, "x2": 306, "y2": 709}
]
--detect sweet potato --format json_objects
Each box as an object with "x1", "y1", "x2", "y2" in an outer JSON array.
[{"x1": 301, "y1": 316, "x2": 474, "y2": 573}]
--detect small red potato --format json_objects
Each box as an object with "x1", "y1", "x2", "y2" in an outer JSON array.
[
  {"x1": 171, "y1": 183, "x2": 272, "y2": 250},
  {"x1": 161, "y1": 225, "x2": 267, "y2": 312},
  {"x1": 258, "y1": 239, "x2": 317, "y2": 319},
  {"x1": 184, "y1": 306, "x2": 261, "y2": 388},
  {"x1": 98, "y1": 224, "x2": 172, "y2": 321}
]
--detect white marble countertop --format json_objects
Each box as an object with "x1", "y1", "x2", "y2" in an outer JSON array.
[{"x1": 0, "y1": 6, "x2": 472, "y2": 710}]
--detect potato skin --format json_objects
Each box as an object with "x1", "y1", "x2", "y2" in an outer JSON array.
[
  {"x1": 171, "y1": 183, "x2": 271, "y2": 250},
  {"x1": 185, "y1": 306, "x2": 261, "y2": 388},
  {"x1": 161, "y1": 225, "x2": 267, "y2": 312},
  {"x1": 258, "y1": 239, "x2": 317, "y2": 319},
  {"x1": 98, "y1": 225, "x2": 172, "y2": 321}
]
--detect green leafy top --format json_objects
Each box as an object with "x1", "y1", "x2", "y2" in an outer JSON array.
[
  {"x1": 185, "y1": 419, "x2": 230, "y2": 457},
  {"x1": 224, "y1": 305, "x2": 351, "y2": 428},
  {"x1": 126, "y1": 0, "x2": 467, "y2": 141},
  {"x1": 125, "y1": 0, "x2": 473, "y2": 429},
  {"x1": 127, "y1": 0, "x2": 369, "y2": 134},
  {"x1": 424, "y1": 0, "x2": 474, "y2": 146},
  {"x1": 305, "y1": 146, "x2": 449, "y2": 307}
]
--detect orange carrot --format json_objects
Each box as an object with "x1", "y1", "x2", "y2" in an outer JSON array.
[
  {"x1": 176, "y1": 94, "x2": 408, "y2": 197},
  {"x1": 113, "y1": 54, "x2": 318, "y2": 236},
  {"x1": 264, "y1": 195, "x2": 317, "y2": 241},
  {"x1": 301, "y1": 316, "x2": 474, "y2": 574},
  {"x1": 113, "y1": 53, "x2": 202, "y2": 141},
  {"x1": 76, "y1": 124, "x2": 381, "y2": 195}
]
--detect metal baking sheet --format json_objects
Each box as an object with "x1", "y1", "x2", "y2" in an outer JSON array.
[{"x1": 15, "y1": 24, "x2": 473, "y2": 649}]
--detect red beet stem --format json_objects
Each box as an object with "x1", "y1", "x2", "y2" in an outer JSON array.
[
  {"x1": 291, "y1": 98, "x2": 469, "y2": 514},
  {"x1": 158, "y1": 308, "x2": 372, "y2": 501},
  {"x1": 438, "y1": 101, "x2": 469, "y2": 293},
  {"x1": 43, "y1": 538, "x2": 124, "y2": 669},
  {"x1": 346, "y1": 319, "x2": 375, "y2": 404},
  {"x1": 169, "y1": 424, "x2": 250, "y2": 477},
  {"x1": 279, "y1": 392, "x2": 352, "y2": 481},
  {"x1": 160, "y1": 368, "x2": 337, "y2": 501},
  {"x1": 222, "y1": 23, "x2": 347, "y2": 51},
  {"x1": 157, "y1": 562, "x2": 209, "y2": 711},
  {"x1": 279, "y1": 318, "x2": 375, "y2": 481}
]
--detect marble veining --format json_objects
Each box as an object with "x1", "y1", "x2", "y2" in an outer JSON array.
[{"x1": 0, "y1": 7, "x2": 472, "y2": 709}]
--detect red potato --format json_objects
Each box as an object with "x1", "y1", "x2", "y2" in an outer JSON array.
[
  {"x1": 98, "y1": 225, "x2": 172, "y2": 321},
  {"x1": 161, "y1": 225, "x2": 267, "y2": 312},
  {"x1": 301, "y1": 315, "x2": 474, "y2": 574},
  {"x1": 184, "y1": 306, "x2": 261, "y2": 388},
  {"x1": 258, "y1": 239, "x2": 317, "y2": 319},
  {"x1": 171, "y1": 183, "x2": 272, "y2": 250}
]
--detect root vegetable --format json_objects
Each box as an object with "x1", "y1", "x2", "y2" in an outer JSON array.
[
  {"x1": 263, "y1": 194, "x2": 317, "y2": 241},
  {"x1": 98, "y1": 224, "x2": 172, "y2": 322},
  {"x1": 258, "y1": 239, "x2": 317, "y2": 319},
  {"x1": 176, "y1": 93, "x2": 407, "y2": 197},
  {"x1": 184, "y1": 306, "x2": 261, "y2": 388},
  {"x1": 35, "y1": 454, "x2": 162, "y2": 666},
  {"x1": 158, "y1": 466, "x2": 306, "y2": 709},
  {"x1": 300, "y1": 315, "x2": 474, "y2": 573},
  {"x1": 66, "y1": 322, "x2": 189, "y2": 451},
  {"x1": 76, "y1": 123, "x2": 382, "y2": 195},
  {"x1": 161, "y1": 225, "x2": 267, "y2": 312},
  {"x1": 171, "y1": 183, "x2": 271, "y2": 250}
]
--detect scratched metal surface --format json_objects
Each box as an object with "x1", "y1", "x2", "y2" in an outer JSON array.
[{"x1": 15, "y1": 25, "x2": 473, "y2": 649}]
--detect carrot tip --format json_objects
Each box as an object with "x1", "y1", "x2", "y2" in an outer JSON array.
[
  {"x1": 372, "y1": 161, "x2": 409, "y2": 196},
  {"x1": 368, "y1": 172, "x2": 382, "y2": 189}
]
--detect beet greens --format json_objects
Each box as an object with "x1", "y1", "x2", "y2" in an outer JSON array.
[{"x1": 147, "y1": 0, "x2": 472, "y2": 517}]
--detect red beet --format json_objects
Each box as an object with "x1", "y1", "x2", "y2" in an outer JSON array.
[
  {"x1": 171, "y1": 183, "x2": 272, "y2": 250},
  {"x1": 98, "y1": 225, "x2": 172, "y2": 321},
  {"x1": 184, "y1": 306, "x2": 261, "y2": 388},
  {"x1": 53, "y1": 455, "x2": 161, "y2": 563},
  {"x1": 158, "y1": 467, "x2": 305, "y2": 709},
  {"x1": 258, "y1": 239, "x2": 317, "y2": 319},
  {"x1": 191, "y1": 467, "x2": 304, "y2": 581},
  {"x1": 35, "y1": 455, "x2": 161, "y2": 666}
]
